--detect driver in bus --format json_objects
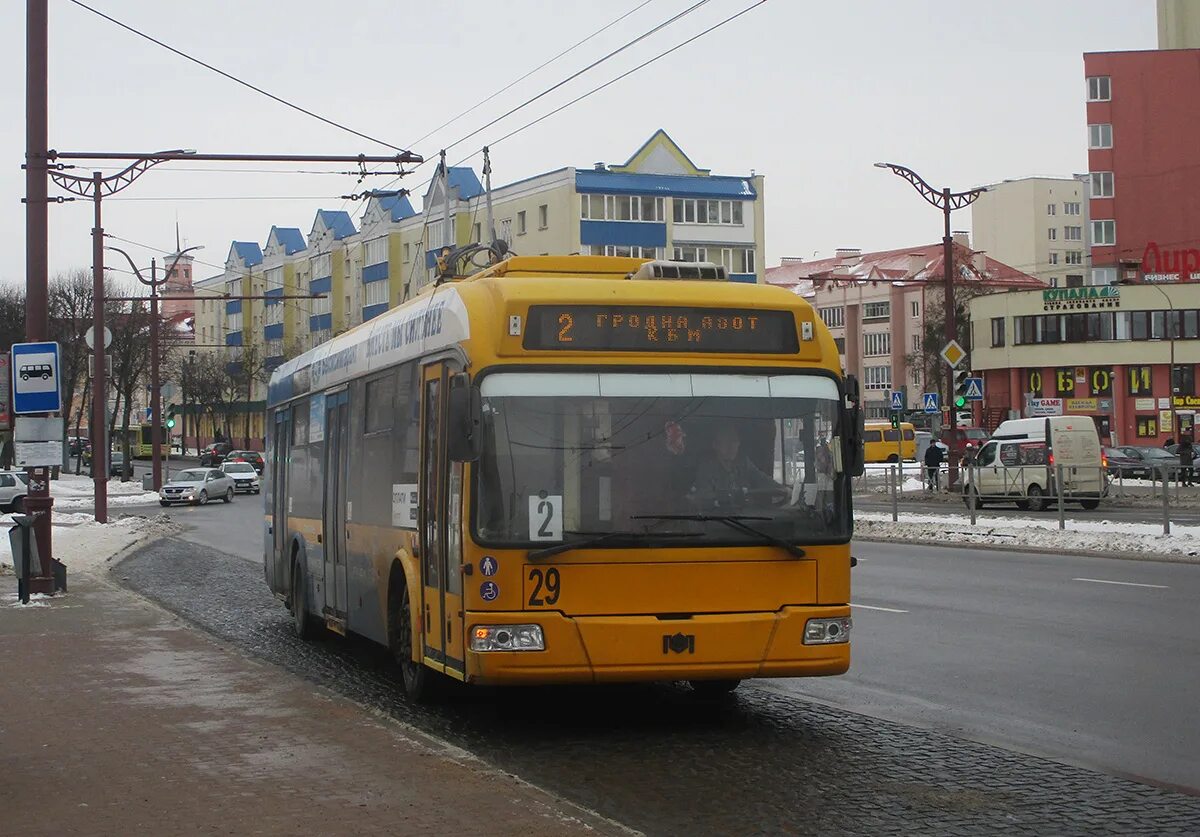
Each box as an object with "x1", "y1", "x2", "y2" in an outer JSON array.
[{"x1": 690, "y1": 424, "x2": 787, "y2": 508}]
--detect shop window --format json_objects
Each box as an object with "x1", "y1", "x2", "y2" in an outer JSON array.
[
  {"x1": 1173, "y1": 365, "x2": 1195, "y2": 397},
  {"x1": 1128, "y1": 365, "x2": 1153, "y2": 396},
  {"x1": 1136, "y1": 416, "x2": 1158, "y2": 438}
]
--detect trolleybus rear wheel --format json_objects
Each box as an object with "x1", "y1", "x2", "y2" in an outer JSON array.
[{"x1": 290, "y1": 554, "x2": 321, "y2": 640}]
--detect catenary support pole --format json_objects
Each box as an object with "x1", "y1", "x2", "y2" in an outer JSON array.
[
  {"x1": 91, "y1": 172, "x2": 108, "y2": 523},
  {"x1": 150, "y1": 259, "x2": 162, "y2": 490}
]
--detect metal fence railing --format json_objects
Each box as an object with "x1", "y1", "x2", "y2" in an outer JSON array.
[{"x1": 869, "y1": 463, "x2": 1188, "y2": 535}]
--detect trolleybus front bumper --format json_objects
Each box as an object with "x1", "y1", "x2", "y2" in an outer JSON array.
[{"x1": 463, "y1": 605, "x2": 850, "y2": 685}]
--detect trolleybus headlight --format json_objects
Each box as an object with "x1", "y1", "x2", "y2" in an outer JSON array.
[
  {"x1": 803, "y1": 617, "x2": 852, "y2": 645},
  {"x1": 470, "y1": 624, "x2": 545, "y2": 652}
]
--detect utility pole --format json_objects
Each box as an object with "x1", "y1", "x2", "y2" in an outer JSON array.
[
  {"x1": 107, "y1": 245, "x2": 202, "y2": 490},
  {"x1": 42, "y1": 150, "x2": 420, "y2": 520},
  {"x1": 23, "y1": 0, "x2": 56, "y2": 592},
  {"x1": 875, "y1": 162, "x2": 987, "y2": 485}
]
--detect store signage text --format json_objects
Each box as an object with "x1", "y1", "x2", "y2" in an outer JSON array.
[
  {"x1": 1142, "y1": 242, "x2": 1200, "y2": 283},
  {"x1": 1172, "y1": 395, "x2": 1200, "y2": 408},
  {"x1": 1042, "y1": 286, "x2": 1120, "y2": 311}
]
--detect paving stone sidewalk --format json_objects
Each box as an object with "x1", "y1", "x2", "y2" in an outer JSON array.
[{"x1": 0, "y1": 574, "x2": 625, "y2": 836}]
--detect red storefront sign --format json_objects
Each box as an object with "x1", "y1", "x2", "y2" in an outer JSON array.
[{"x1": 1142, "y1": 241, "x2": 1200, "y2": 283}]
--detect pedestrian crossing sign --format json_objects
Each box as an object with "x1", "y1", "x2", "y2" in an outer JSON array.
[
  {"x1": 964, "y1": 377, "x2": 984, "y2": 401},
  {"x1": 890, "y1": 390, "x2": 904, "y2": 410},
  {"x1": 922, "y1": 392, "x2": 940, "y2": 413}
]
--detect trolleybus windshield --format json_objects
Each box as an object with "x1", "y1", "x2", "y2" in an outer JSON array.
[{"x1": 474, "y1": 371, "x2": 849, "y2": 548}]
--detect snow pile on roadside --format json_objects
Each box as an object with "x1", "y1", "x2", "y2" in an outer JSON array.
[
  {"x1": 0, "y1": 511, "x2": 176, "y2": 576},
  {"x1": 855, "y1": 511, "x2": 1200, "y2": 559},
  {"x1": 50, "y1": 473, "x2": 161, "y2": 509}
]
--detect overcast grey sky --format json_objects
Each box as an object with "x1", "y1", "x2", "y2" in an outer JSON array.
[{"x1": 0, "y1": 0, "x2": 1156, "y2": 285}]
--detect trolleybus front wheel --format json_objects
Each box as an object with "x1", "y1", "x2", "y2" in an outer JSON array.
[
  {"x1": 391, "y1": 579, "x2": 440, "y2": 703},
  {"x1": 290, "y1": 553, "x2": 322, "y2": 640}
]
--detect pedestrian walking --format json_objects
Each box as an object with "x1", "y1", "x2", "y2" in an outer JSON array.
[
  {"x1": 1178, "y1": 437, "x2": 1194, "y2": 486},
  {"x1": 924, "y1": 441, "x2": 944, "y2": 492}
]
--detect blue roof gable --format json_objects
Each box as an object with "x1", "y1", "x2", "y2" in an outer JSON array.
[
  {"x1": 448, "y1": 167, "x2": 483, "y2": 200},
  {"x1": 575, "y1": 170, "x2": 756, "y2": 200},
  {"x1": 316, "y1": 209, "x2": 357, "y2": 240},
  {"x1": 378, "y1": 192, "x2": 416, "y2": 222},
  {"x1": 270, "y1": 226, "x2": 306, "y2": 255},
  {"x1": 231, "y1": 241, "x2": 263, "y2": 267}
]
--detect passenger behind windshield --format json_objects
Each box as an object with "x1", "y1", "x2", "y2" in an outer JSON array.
[{"x1": 690, "y1": 424, "x2": 787, "y2": 510}]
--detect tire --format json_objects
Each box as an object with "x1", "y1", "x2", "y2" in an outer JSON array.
[
  {"x1": 690, "y1": 679, "x2": 741, "y2": 698},
  {"x1": 886, "y1": 454, "x2": 899, "y2": 463},
  {"x1": 1014, "y1": 499, "x2": 1030, "y2": 510},
  {"x1": 1080, "y1": 499, "x2": 1100, "y2": 510},
  {"x1": 196, "y1": 490, "x2": 208, "y2": 506},
  {"x1": 224, "y1": 488, "x2": 233, "y2": 504},
  {"x1": 1026, "y1": 484, "x2": 1047, "y2": 512},
  {"x1": 391, "y1": 579, "x2": 438, "y2": 703},
  {"x1": 159, "y1": 500, "x2": 170, "y2": 507},
  {"x1": 290, "y1": 554, "x2": 322, "y2": 640}
]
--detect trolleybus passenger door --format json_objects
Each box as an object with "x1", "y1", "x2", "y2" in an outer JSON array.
[
  {"x1": 270, "y1": 408, "x2": 290, "y2": 594},
  {"x1": 419, "y1": 361, "x2": 465, "y2": 676},
  {"x1": 322, "y1": 389, "x2": 350, "y2": 623}
]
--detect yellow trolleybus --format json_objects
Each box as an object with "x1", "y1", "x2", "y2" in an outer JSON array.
[{"x1": 264, "y1": 255, "x2": 864, "y2": 700}]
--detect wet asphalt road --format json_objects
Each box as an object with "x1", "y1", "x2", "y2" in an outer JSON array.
[{"x1": 115, "y1": 538, "x2": 1200, "y2": 836}]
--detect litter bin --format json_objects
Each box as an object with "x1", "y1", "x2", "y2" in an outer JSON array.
[
  {"x1": 8, "y1": 514, "x2": 39, "y2": 604},
  {"x1": 142, "y1": 474, "x2": 154, "y2": 491}
]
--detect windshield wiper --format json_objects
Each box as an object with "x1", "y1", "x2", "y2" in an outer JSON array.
[
  {"x1": 632, "y1": 514, "x2": 806, "y2": 558},
  {"x1": 527, "y1": 530, "x2": 701, "y2": 561}
]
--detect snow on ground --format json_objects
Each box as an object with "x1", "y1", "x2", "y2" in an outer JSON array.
[
  {"x1": 0, "y1": 510, "x2": 176, "y2": 578},
  {"x1": 855, "y1": 510, "x2": 1200, "y2": 560},
  {"x1": 50, "y1": 472, "x2": 161, "y2": 509}
]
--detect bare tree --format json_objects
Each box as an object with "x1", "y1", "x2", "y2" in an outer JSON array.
[
  {"x1": 0, "y1": 284, "x2": 23, "y2": 469},
  {"x1": 49, "y1": 269, "x2": 95, "y2": 468},
  {"x1": 108, "y1": 291, "x2": 154, "y2": 481}
]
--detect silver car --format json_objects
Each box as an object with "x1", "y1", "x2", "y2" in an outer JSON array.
[
  {"x1": 159, "y1": 468, "x2": 235, "y2": 506},
  {"x1": 0, "y1": 471, "x2": 29, "y2": 512},
  {"x1": 221, "y1": 461, "x2": 261, "y2": 494}
]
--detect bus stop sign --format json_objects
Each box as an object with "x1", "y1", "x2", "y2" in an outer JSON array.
[{"x1": 11, "y1": 341, "x2": 61, "y2": 414}]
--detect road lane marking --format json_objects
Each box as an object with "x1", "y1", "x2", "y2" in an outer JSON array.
[
  {"x1": 850, "y1": 603, "x2": 909, "y2": 613},
  {"x1": 1072, "y1": 578, "x2": 1168, "y2": 589}
]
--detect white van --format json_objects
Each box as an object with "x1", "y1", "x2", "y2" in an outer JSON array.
[{"x1": 965, "y1": 416, "x2": 1104, "y2": 510}]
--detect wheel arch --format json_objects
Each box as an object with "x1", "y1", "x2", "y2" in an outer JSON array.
[{"x1": 386, "y1": 549, "x2": 422, "y2": 661}]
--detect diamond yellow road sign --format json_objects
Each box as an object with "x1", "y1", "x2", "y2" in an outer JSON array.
[{"x1": 940, "y1": 339, "x2": 966, "y2": 368}]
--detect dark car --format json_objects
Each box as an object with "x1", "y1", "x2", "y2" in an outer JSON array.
[
  {"x1": 1103, "y1": 446, "x2": 1142, "y2": 478},
  {"x1": 109, "y1": 451, "x2": 132, "y2": 478},
  {"x1": 199, "y1": 442, "x2": 234, "y2": 466},
  {"x1": 1117, "y1": 446, "x2": 1180, "y2": 480},
  {"x1": 224, "y1": 449, "x2": 264, "y2": 474}
]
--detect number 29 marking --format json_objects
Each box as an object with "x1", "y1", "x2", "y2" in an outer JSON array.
[{"x1": 528, "y1": 567, "x2": 561, "y2": 606}]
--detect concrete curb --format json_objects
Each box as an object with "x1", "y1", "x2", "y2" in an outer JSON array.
[{"x1": 851, "y1": 533, "x2": 1200, "y2": 565}]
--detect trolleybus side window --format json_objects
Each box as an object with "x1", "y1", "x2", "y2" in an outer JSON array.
[{"x1": 422, "y1": 376, "x2": 442, "y2": 588}]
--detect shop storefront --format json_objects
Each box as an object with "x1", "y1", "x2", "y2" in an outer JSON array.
[{"x1": 970, "y1": 284, "x2": 1200, "y2": 445}]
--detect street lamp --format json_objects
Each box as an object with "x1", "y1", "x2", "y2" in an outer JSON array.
[
  {"x1": 875, "y1": 162, "x2": 988, "y2": 483},
  {"x1": 106, "y1": 243, "x2": 204, "y2": 490}
]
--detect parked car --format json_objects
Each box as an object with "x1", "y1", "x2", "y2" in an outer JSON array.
[
  {"x1": 0, "y1": 470, "x2": 29, "y2": 512},
  {"x1": 1103, "y1": 446, "x2": 1143, "y2": 479},
  {"x1": 68, "y1": 437, "x2": 85, "y2": 456},
  {"x1": 109, "y1": 451, "x2": 132, "y2": 478},
  {"x1": 945, "y1": 427, "x2": 989, "y2": 460},
  {"x1": 225, "y1": 449, "x2": 264, "y2": 474},
  {"x1": 221, "y1": 461, "x2": 261, "y2": 494},
  {"x1": 159, "y1": 468, "x2": 235, "y2": 506},
  {"x1": 1116, "y1": 446, "x2": 1180, "y2": 480},
  {"x1": 199, "y1": 442, "x2": 234, "y2": 466}
]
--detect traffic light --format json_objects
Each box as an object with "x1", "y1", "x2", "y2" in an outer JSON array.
[
  {"x1": 165, "y1": 403, "x2": 178, "y2": 430},
  {"x1": 953, "y1": 366, "x2": 972, "y2": 409},
  {"x1": 890, "y1": 413, "x2": 901, "y2": 429}
]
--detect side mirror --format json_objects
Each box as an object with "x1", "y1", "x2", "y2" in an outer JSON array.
[
  {"x1": 842, "y1": 374, "x2": 865, "y2": 477},
  {"x1": 447, "y1": 372, "x2": 482, "y2": 462}
]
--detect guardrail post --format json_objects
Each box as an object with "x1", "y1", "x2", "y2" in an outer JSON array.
[
  {"x1": 1162, "y1": 464, "x2": 1171, "y2": 535},
  {"x1": 1056, "y1": 463, "x2": 1065, "y2": 530},
  {"x1": 890, "y1": 464, "x2": 898, "y2": 523},
  {"x1": 967, "y1": 463, "x2": 977, "y2": 525}
]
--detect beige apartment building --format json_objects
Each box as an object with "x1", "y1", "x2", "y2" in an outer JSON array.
[
  {"x1": 971, "y1": 176, "x2": 1091, "y2": 288},
  {"x1": 1159, "y1": 0, "x2": 1200, "y2": 48}
]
